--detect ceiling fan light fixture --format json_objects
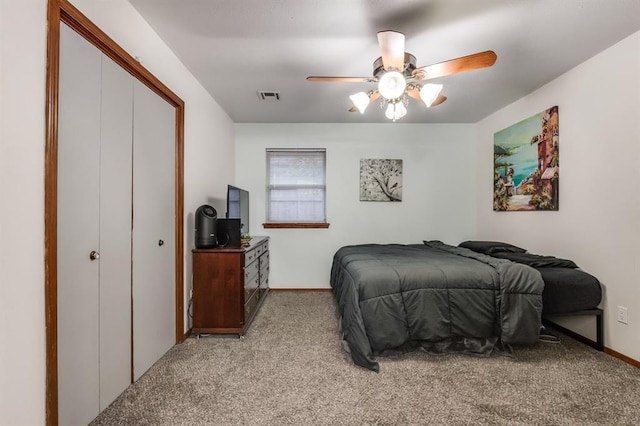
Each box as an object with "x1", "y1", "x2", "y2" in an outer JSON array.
[
  {"x1": 308, "y1": 33, "x2": 496, "y2": 120},
  {"x1": 385, "y1": 101, "x2": 407, "y2": 121},
  {"x1": 378, "y1": 70, "x2": 406, "y2": 100},
  {"x1": 349, "y1": 92, "x2": 370, "y2": 114},
  {"x1": 419, "y1": 83, "x2": 444, "y2": 107}
]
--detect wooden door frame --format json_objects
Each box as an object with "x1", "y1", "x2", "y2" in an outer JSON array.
[{"x1": 45, "y1": 1, "x2": 185, "y2": 424}]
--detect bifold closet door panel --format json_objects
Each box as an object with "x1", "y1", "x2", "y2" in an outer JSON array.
[
  {"x1": 132, "y1": 80, "x2": 176, "y2": 380},
  {"x1": 57, "y1": 23, "x2": 102, "y2": 426},
  {"x1": 98, "y1": 54, "x2": 134, "y2": 410}
]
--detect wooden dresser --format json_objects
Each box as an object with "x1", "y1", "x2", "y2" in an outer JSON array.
[{"x1": 191, "y1": 236, "x2": 269, "y2": 336}]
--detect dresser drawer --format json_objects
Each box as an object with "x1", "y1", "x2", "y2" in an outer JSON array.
[
  {"x1": 244, "y1": 247, "x2": 259, "y2": 266},
  {"x1": 260, "y1": 265, "x2": 269, "y2": 286},
  {"x1": 244, "y1": 259, "x2": 260, "y2": 281},
  {"x1": 258, "y1": 278, "x2": 269, "y2": 300},
  {"x1": 244, "y1": 272, "x2": 260, "y2": 303},
  {"x1": 244, "y1": 288, "x2": 260, "y2": 322},
  {"x1": 259, "y1": 251, "x2": 269, "y2": 268}
]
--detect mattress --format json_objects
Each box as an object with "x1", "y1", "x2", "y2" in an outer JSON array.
[
  {"x1": 537, "y1": 267, "x2": 602, "y2": 315},
  {"x1": 458, "y1": 241, "x2": 602, "y2": 315}
]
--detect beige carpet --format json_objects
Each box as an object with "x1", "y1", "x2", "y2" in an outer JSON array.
[{"x1": 92, "y1": 292, "x2": 640, "y2": 425}]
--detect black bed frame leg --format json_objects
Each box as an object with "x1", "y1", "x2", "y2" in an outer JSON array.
[
  {"x1": 595, "y1": 309, "x2": 604, "y2": 351},
  {"x1": 542, "y1": 308, "x2": 604, "y2": 352}
]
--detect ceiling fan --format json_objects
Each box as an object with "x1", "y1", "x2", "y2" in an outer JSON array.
[{"x1": 307, "y1": 31, "x2": 497, "y2": 121}]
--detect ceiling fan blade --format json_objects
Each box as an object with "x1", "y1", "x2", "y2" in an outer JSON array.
[
  {"x1": 406, "y1": 88, "x2": 421, "y2": 102},
  {"x1": 307, "y1": 76, "x2": 376, "y2": 83},
  {"x1": 377, "y1": 30, "x2": 405, "y2": 71},
  {"x1": 412, "y1": 50, "x2": 497, "y2": 80},
  {"x1": 430, "y1": 94, "x2": 447, "y2": 107}
]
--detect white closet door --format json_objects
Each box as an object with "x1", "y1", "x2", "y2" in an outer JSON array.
[
  {"x1": 98, "y1": 54, "x2": 133, "y2": 409},
  {"x1": 57, "y1": 23, "x2": 102, "y2": 426},
  {"x1": 132, "y1": 80, "x2": 176, "y2": 379}
]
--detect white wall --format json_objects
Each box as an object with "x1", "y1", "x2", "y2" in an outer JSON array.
[
  {"x1": 235, "y1": 123, "x2": 477, "y2": 288},
  {"x1": 475, "y1": 32, "x2": 640, "y2": 360},
  {"x1": 0, "y1": 0, "x2": 234, "y2": 424},
  {"x1": 0, "y1": 1, "x2": 47, "y2": 424}
]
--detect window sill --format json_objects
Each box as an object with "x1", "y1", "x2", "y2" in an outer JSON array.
[{"x1": 263, "y1": 223, "x2": 330, "y2": 229}]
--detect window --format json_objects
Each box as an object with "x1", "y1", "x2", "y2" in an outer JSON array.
[{"x1": 265, "y1": 149, "x2": 328, "y2": 227}]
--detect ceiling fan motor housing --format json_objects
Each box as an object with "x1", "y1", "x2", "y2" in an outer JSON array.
[{"x1": 373, "y1": 53, "x2": 417, "y2": 78}]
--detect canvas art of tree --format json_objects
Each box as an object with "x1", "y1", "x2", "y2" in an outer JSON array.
[{"x1": 360, "y1": 159, "x2": 403, "y2": 201}]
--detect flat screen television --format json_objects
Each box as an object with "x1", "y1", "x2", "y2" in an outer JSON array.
[{"x1": 226, "y1": 184, "x2": 249, "y2": 234}]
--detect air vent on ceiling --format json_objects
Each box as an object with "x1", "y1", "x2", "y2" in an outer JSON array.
[{"x1": 257, "y1": 91, "x2": 281, "y2": 101}]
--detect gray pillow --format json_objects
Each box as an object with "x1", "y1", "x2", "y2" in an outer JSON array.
[{"x1": 458, "y1": 240, "x2": 527, "y2": 255}]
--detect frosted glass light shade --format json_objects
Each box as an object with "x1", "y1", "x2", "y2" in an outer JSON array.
[
  {"x1": 419, "y1": 83, "x2": 443, "y2": 107},
  {"x1": 397, "y1": 102, "x2": 407, "y2": 118},
  {"x1": 384, "y1": 101, "x2": 407, "y2": 121},
  {"x1": 378, "y1": 71, "x2": 406, "y2": 100},
  {"x1": 349, "y1": 92, "x2": 370, "y2": 114},
  {"x1": 385, "y1": 103, "x2": 394, "y2": 120}
]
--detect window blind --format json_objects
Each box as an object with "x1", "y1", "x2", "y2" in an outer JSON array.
[{"x1": 266, "y1": 149, "x2": 326, "y2": 223}]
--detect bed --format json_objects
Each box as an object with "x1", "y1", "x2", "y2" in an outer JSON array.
[
  {"x1": 330, "y1": 241, "x2": 544, "y2": 371},
  {"x1": 458, "y1": 241, "x2": 603, "y2": 350}
]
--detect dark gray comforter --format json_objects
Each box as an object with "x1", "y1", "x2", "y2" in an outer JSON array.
[{"x1": 330, "y1": 241, "x2": 544, "y2": 371}]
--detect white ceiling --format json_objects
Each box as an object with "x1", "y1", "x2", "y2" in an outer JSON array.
[{"x1": 128, "y1": 0, "x2": 640, "y2": 124}]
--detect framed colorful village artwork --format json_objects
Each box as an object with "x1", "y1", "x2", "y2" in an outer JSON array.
[{"x1": 493, "y1": 106, "x2": 559, "y2": 211}]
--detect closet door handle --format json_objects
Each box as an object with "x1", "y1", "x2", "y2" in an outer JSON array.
[
  {"x1": 158, "y1": 240, "x2": 164, "y2": 246},
  {"x1": 89, "y1": 250, "x2": 100, "y2": 261}
]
